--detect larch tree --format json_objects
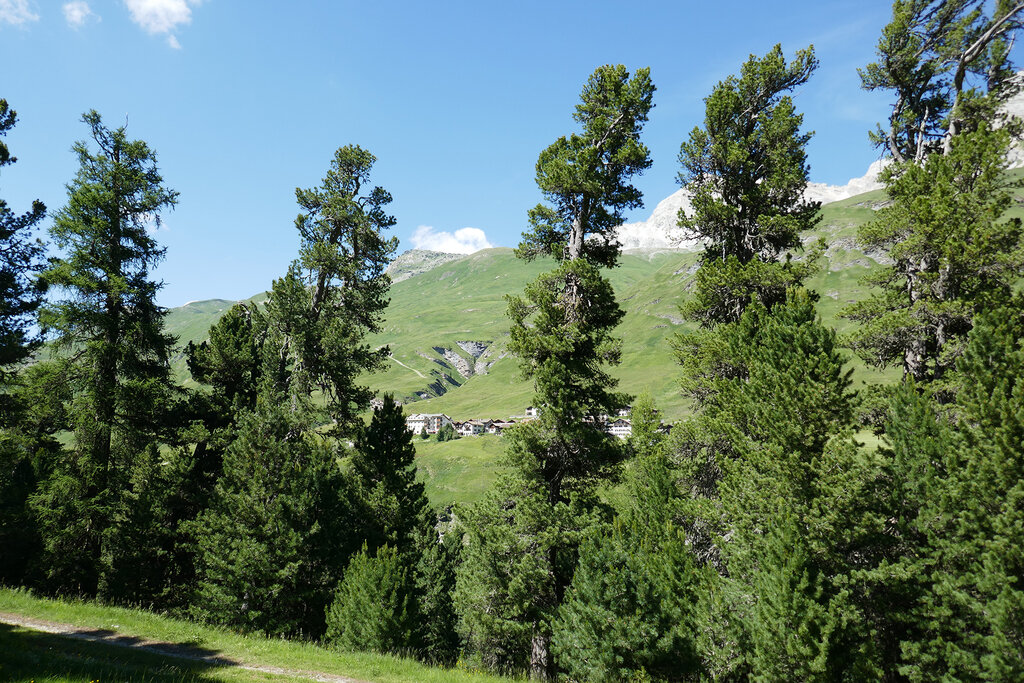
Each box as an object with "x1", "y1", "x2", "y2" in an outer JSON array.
[
  {"x1": 0, "y1": 98, "x2": 46, "y2": 377},
  {"x1": 0, "y1": 98, "x2": 47, "y2": 587},
  {"x1": 455, "y1": 64, "x2": 654, "y2": 679},
  {"x1": 32, "y1": 111, "x2": 179, "y2": 598}
]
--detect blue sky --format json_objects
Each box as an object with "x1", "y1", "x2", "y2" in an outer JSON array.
[{"x1": 1, "y1": 1, "x2": 922, "y2": 306}]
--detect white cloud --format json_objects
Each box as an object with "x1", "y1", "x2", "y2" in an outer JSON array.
[
  {"x1": 409, "y1": 226, "x2": 493, "y2": 254},
  {"x1": 0, "y1": 0, "x2": 39, "y2": 26},
  {"x1": 63, "y1": 1, "x2": 96, "y2": 27},
  {"x1": 124, "y1": 0, "x2": 200, "y2": 46}
]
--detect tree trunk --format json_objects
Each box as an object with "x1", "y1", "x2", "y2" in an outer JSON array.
[{"x1": 530, "y1": 630, "x2": 551, "y2": 680}]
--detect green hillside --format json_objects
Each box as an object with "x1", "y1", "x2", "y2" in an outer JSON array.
[{"x1": 165, "y1": 184, "x2": 928, "y2": 421}]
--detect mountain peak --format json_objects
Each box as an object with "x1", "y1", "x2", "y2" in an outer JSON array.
[{"x1": 386, "y1": 249, "x2": 467, "y2": 283}]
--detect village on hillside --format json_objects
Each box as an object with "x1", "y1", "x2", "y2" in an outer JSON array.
[{"x1": 400, "y1": 405, "x2": 671, "y2": 440}]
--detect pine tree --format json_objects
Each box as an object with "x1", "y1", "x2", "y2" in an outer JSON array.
[
  {"x1": 676, "y1": 291, "x2": 881, "y2": 677},
  {"x1": 627, "y1": 389, "x2": 663, "y2": 458},
  {"x1": 350, "y1": 394, "x2": 429, "y2": 550},
  {"x1": 190, "y1": 397, "x2": 357, "y2": 637},
  {"x1": 552, "y1": 440, "x2": 701, "y2": 682},
  {"x1": 341, "y1": 395, "x2": 458, "y2": 662},
  {"x1": 672, "y1": 48, "x2": 824, "y2": 552},
  {"x1": 853, "y1": 381, "x2": 950, "y2": 679},
  {"x1": 456, "y1": 64, "x2": 654, "y2": 679},
  {"x1": 0, "y1": 99, "x2": 48, "y2": 586},
  {"x1": 889, "y1": 295, "x2": 1024, "y2": 679},
  {"x1": 191, "y1": 146, "x2": 398, "y2": 636},
  {"x1": 31, "y1": 111, "x2": 178, "y2": 598},
  {"x1": 411, "y1": 521, "x2": 460, "y2": 664},
  {"x1": 847, "y1": 1, "x2": 1024, "y2": 387},
  {"x1": 325, "y1": 543, "x2": 415, "y2": 654},
  {"x1": 745, "y1": 515, "x2": 850, "y2": 683},
  {"x1": 676, "y1": 44, "x2": 820, "y2": 328},
  {"x1": 860, "y1": 0, "x2": 1024, "y2": 163},
  {"x1": 270, "y1": 145, "x2": 397, "y2": 431},
  {"x1": 844, "y1": 124, "x2": 1023, "y2": 389}
]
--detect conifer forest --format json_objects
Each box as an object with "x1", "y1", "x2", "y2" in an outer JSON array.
[{"x1": 2, "y1": 2, "x2": 1024, "y2": 681}]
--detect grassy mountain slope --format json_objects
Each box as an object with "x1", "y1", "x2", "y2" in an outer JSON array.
[
  {"x1": 165, "y1": 184, "x2": 920, "y2": 420},
  {"x1": 163, "y1": 170, "x2": 1024, "y2": 421}
]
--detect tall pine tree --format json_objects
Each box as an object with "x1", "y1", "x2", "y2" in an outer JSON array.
[
  {"x1": 846, "y1": 0, "x2": 1024, "y2": 386},
  {"x1": 455, "y1": 64, "x2": 654, "y2": 679}
]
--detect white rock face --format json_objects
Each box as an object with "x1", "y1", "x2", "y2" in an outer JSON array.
[
  {"x1": 608, "y1": 82, "x2": 1024, "y2": 253},
  {"x1": 615, "y1": 160, "x2": 894, "y2": 252},
  {"x1": 1000, "y1": 81, "x2": 1024, "y2": 168},
  {"x1": 803, "y1": 159, "x2": 888, "y2": 205},
  {"x1": 615, "y1": 189, "x2": 702, "y2": 252}
]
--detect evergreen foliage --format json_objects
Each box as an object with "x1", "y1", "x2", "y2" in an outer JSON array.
[
  {"x1": 849, "y1": 1, "x2": 1024, "y2": 386},
  {"x1": 674, "y1": 291, "x2": 880, "y2": 677},
  {"x1": 333, "y1": 394, "x2": 458, "y2": 663},
  {"x1": 861, "y1": 0, "x2": 1024, "y2": 162},
  {"x1": 844, "y1": 123, "x2": 1023, "y2": 387},
  {"x1": 325, "y1": 543, "x2": 415, "y2": 655},
  {"x1": 456, "y1": 64, "x2": 654, "y2": 679},
  {"x1": 190, "y1": 398, "x2": 356, "y2": 637},
  {"x1": 1, "y1": 100, "x2": 53, "y2": 587},
  {"x1": 454, "y1": 476, "x2": 592, "y2": 675},
  {"x1": 351, "y1": 394, "x2": 430, "y2": 550},
  {"x1": 0, "y1": 98, "x2": 46, "y2": 377},
  {"x1": 881, "y1": 295, "x2": 1024, "y2": 680},
  {"x1": 4, "y1": 18, "x2": 1024, "y2": 679},
  {"x1": 269, "y1": 145, "x2": 398, "y2": 431},
  {"x1": 553, "y1": 438, "x2": 701, "y2": 682},
  {"x1": 435, "y1": 422, "x2": 456, "y2": 442},
  {"x1": 626, "y1": 389, "x2": 663, "y2": 457},
  {"x1": 677, "y1": 44, "x2": 820, "y2": 327},
  {"x1": 411, "y1": 521, "x2": 460, "y2": 664},
  {"x1": 32, "y1": 111, "x2": 178, "y2": 600}
]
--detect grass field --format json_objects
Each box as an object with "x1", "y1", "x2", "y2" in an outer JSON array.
[
  {"x1": 414, "y1": 434, "x2": 507, "y2": 508},
  {"x1": 0, "y1": 588, "x2": 510, "y2": 683}
]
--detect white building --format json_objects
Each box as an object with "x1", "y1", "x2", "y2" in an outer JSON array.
[
  {"x1": 405, "y1": 413, "x2": 453, "y2": 435},
  {"x1": 488, "y1": 420, "x2": 516, "y2": 435},
  {"x1": 457, "y1": 419, "x2": 491, "y2": 436},
  {"x1": 606, "y1": 418, "x2": 632, "y2": 440}
]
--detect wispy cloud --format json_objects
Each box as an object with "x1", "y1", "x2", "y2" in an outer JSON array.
[
  {"x1": 0, "y1": 0, "x2": 39, "y2": 26},
  {"x1": 63, "y1": 1, "x2": 96, "y2": 28},
  {"x1": 410, "y1": 226, "x2": 494, "y2": 254},
  {"x1": 124, "y1": 0, "x2": 201, "y2": 48}
]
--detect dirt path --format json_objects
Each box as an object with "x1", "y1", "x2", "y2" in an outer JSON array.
[
  {"x1": 388, "y1": 354, "x2": 427, "y2": 379},
  {"x1": 0, "y1": 612, "x2": 368, "y2": 683}
]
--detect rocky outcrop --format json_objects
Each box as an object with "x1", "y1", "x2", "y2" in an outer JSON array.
[
  {"x1": 456, "y1": 340, "x2": 490, "y2": 358},
  {"x1": 434, "y1": 346, "x2": 473, "y2": 379},
  {"x1": 386, "y1": 249, "x2": 465, "y2": 283}
]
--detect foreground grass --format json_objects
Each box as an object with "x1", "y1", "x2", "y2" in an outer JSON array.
[{"x1": 0, "y1": 588, "x2": 509, "y2": 683}]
